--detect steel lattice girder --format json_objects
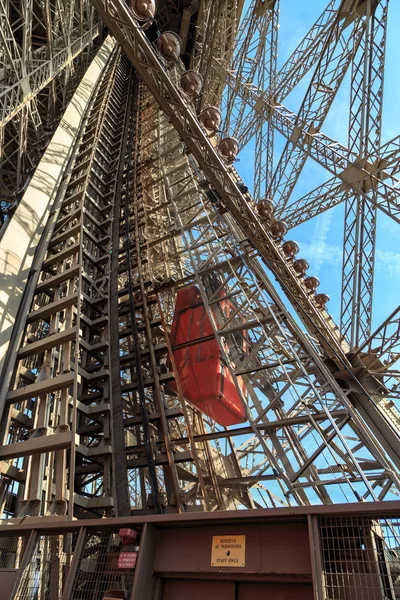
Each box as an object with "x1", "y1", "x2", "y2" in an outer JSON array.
[
  {"x1": 216, "y1": 1, "x2": 397, "y2": 354},
  {"x1": 340, "y1": 0, "x2": 388, "y2": 350},
  {"x1": 0, "y1": 0, "x2": 99, "y2": 216},
  {"x1": 279, "y1": 133, "x2": 400, "y2": 229},
  {"x1": 85, "y1": 0, "x2": 400, "y2": 509},
  {"x1": 136, "y1": 93, "x2": 400, "y2": 506},
  {"x1": 219, "y1": 62, "x2": 400, "y2": 223},
  {"x1": 224, "y1": 0, "x2": 338, "y2": 144},
  {"x1": 90, "y1": 0, "x2": 350, "y2": 361},
  {"x1": 0, "y1": 0, "x2": 398, "y2": 519}
]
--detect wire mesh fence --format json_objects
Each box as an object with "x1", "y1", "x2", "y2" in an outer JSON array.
[
  {"x1": 13, "y1": 532, "x2": 77, "y2": 600},
  {"x1": 0, "y1": 524, "x2": 141, "y2": 600},
  {"x1": 319, "y1": 515, "x2": 400, "y2": 600},
  {"x1": 69, "y1": 526, "x2": 140, "y2": 600},
  {"x1": 0, "y1": 533, "x2": 30, "y2": 569}
]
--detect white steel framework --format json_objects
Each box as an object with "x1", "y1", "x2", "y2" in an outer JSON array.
[{"x1": 0, "y1": 0, "x2": 398, "y2": 521}]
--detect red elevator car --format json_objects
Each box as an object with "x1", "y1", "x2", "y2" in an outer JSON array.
[{"x1": 167, "y1": 286, "x2": 247, "y2": 426}]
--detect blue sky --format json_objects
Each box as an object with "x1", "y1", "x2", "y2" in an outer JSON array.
[{"x1": 235, "y1": 0, "x2": 400, "y2": 339}]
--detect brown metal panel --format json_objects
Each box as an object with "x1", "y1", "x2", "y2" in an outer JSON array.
[
  {"x1": 162, "y1": 579, "x2": 235, "y2": 600},
  {"x1": 238, "y1": 582, "x2": 313, "y2": 600},
  {"x1": 155, "y1": 522, "x2": 311, "y2": 576},
  {"x1": 154, "y1": 527, "x2": 200, "y2": 573},
  {"x1": 260, "y1": 522, "x2": 312, "y2": 575},
  {"x1": 0, "y1": 570, "x2": 18, "y2": 599},
  {"x1": 155, "y1": 526, "x2": 260, "y2": 573}
]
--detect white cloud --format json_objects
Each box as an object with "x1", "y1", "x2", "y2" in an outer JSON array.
[
  {"x1": 375, "y1": 249, "x2": 400, "y2": 278},
  {"x1": 297, "y1": 211, "x2": 336, "y2": 275},
  {"x1": 298, "y1": 240, "x2": 400, "y2": 279}
]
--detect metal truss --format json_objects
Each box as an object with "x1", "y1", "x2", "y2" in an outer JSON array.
[
  {"x1": 0, "y1": 0, "x2": 387, "y2": 516},
  {"x1": 253, "y1": 0, "x2": 392, "y2": 350},
  {"x1": 214, "y1": 0, "x2": 399, "y2": 358},
  {"x1": 146, "y1": 110, "x2": 400, "y2": 506},
  {"x1": 358, "y1": 305, "x2": 400, "y2": 369},
  {"x1": 341, "y1": 0, "x2": 388, "y2": 349},
  {"x1": 267, "y1": 1, "x2": 365, "y2": 210},
  {"x1": 0, "y1": 47, "x2": 127, "y2": 520},
  {"x1": 270, "y1": 1, "x2": 337, "y2": 105},
  {"x1": 94, "y1": 0, "x2": 353, "y2": 365},
  {"x1": 87, "y1": 0, "x2": 400, "y2": 501},
  {"x1": 278, "y1": 131, "x2": 400, "y2": 228},
  {"x1": 219, "y1": 63, "x2": 400, "y2": 221},
  {"x1": 355, "y1": 305, "x2": 400, "y2": 402},
  {"x1": 0, "y1": 0, "x2": 399, "y2": 521},
  {"x1": 0, "y1": 0, "x2": 99, "y2": 220},
  {"x1": 224, "y1": 0, "x2": 338, "y2": 146},
  {"x1": 277, "y1": 177, "x2": 351, "y2": 228},
  {"x1": 193, "y1": 0, "x2": 241, "y2": 109},
  {"x1": 222, "y1": 0, "x2": 279, "y2": 199}
]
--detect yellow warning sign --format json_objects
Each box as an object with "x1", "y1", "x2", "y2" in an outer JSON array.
[{"x1": 211, "y1": 535, "x2": 246, "y2": 567}]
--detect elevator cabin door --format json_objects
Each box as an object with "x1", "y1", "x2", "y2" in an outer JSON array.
[
  {"x1": 238, "y1": 582, "x2": 313, "y2": 600},
  {"x1": 162, "y1": 579, "x2": 234, "y2": 600},
  {"x1": 161, "y1": 579, "x2": 313, "y2": 600}
]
